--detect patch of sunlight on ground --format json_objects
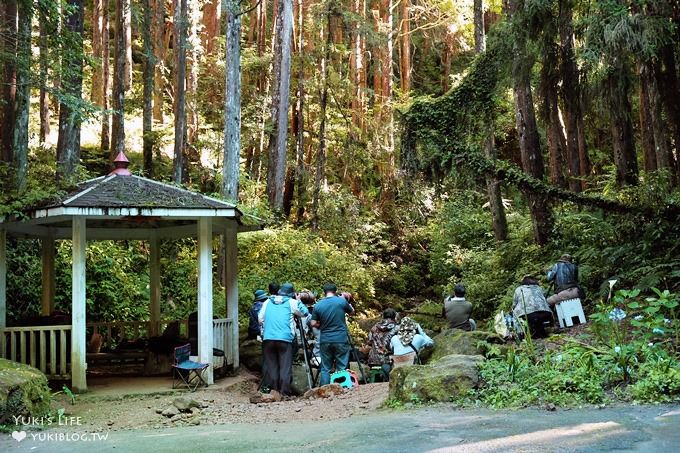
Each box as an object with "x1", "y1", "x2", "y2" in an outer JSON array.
[{"x1": 427, "y1": 421, "x2": 624, "y2": 452}]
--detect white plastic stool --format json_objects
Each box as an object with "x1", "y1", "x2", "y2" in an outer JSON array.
[{"x1": 556, "y1": 298, "x2": 586, "y2": 328}]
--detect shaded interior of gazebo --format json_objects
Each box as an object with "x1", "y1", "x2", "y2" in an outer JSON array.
[{"x1": 0, "y1": 159, "x2": 253, "y2": 392}]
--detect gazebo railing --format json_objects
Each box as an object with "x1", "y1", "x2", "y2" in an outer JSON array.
[
  {"x1": 88, "y1": 320, "x2": 153, "y2": 350},
  {"x1": 0, "y1": 325, "x2": 72, "y2": 379},
  {"x1": 0, "y1": 318, "x2": 233, "y2": 378},
  {"x1": 212, "y1": 318, "x2": 233, "y2": 365}
]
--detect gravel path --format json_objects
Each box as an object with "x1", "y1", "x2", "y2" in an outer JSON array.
[{"x1": 50, "y1": 371, "x2": 389, "y2": 432}]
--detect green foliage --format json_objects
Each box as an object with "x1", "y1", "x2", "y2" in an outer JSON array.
[
  {"x1": 630, "y1": 355, "x2": 680, "y2": 403},
  {"x1": 473, "y1": 344, "x2": 607, "y2": 408},
  {"x1": 237, "y1": 227, "x2": 375, "y2": 319},
  {"x1": 470, "y1": 287, "x2": 680, "y2": 408}
]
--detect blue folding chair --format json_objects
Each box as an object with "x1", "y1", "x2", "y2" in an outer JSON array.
[{"x1": 172, "y1": 343, "x2": 209, "y2": 392}]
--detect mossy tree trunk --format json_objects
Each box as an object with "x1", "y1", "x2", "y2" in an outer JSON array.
[{"x1": 56, "y1": 0, "x2": 84, "y2": 182}]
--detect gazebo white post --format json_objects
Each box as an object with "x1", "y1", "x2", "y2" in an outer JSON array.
[
  {"x1": 225, "y1": 222, "x2": 239, "y2": 368},
  {"x1": 71, "y1": 218, "x2": 87, "y2": 392},
  {"x1": 0, "y1": 228, "x2": 6, "y2": 328},
  {"x1": 149, "y1": 234, "x2": 161, "y2": 336},
  {"x1": 41, "y1": 234, "x2": 56, "y2": 316},
  {"x1": 197, "y1": 217, "x2": 214, "y2": 384}
]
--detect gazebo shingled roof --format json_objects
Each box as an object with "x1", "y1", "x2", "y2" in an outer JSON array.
[{"x1": 41, "y1": 174, "x2": 237, "y2": 210}]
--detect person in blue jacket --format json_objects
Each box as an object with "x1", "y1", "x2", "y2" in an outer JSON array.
[{"x1": 258, "y1": 283, "x2": 308, "y2": 396}]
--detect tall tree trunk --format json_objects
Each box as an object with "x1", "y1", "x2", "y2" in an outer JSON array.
[
  {"x1": 510, "y1": 0, "x2": 551, "y2": 245},
  {"x1": 56, "y1": 0, "x2": 84, "y2": 182},
  {"x1": 639, "y1": 64, "x2": 657, "y2": 172},
  {"x1": 251, "y1": 0, "x2": 268, "y2": 180},
  {"x1": 91, "y1": 0, "x2": 104, "y2": 105},
  {"x1": 186, "y1": 0, "x2": 201, "y2": 149},
  {"x1": 266, "y1": 0, "x2": 294, "y2": 214},
  {"x1": 311, "y1": 12, "x2": 332, "y2": 231},
  {"x1": 124, "y1": 0, "x2": 132, "y2": 89},
  {"x1": 359, "y1": 0, "x2": 367, "y2": 130},
  {"x1": 12, "y1": 0, "x2": 31, "y2": 191},
  {"x1": 380, "y1": 0, "x2": 395, "y2": 192},
  {"x1": 173, "y1": 0, "x2": 188, "y2": 183},
  {"x1": 642, "y1": 60, "x2": 673, "y2": 175},
  {"x1": 473, "y1": 0, "x2": 485, "y2": 53},
  {"x1": 294, "y1": 0, "x2": 306, "y2": 223},
  {"x1": 202, "y1": 0, "x2": 221, "y2": 55},
  {"x1": 111, "y1": 0, "x2": 127, "y2": 160},
  {"x1": 0, "y1": 0, "x2": 17, "y2": 166},
  {"x1": 350, "y1": 0, "x2": 364, "y2": 130},
  {"x1": 558, "y1": 0, "x2": 587, "y2": 191},
  {"x1": 142, "y1": 0, "x2": 155, "y2": 176},
  {"x1": 539, "y1": 30, "x2": 568, "y2": 189},
  {"x1": 399, "y1": 0, "x2": 410, "y2": 95},
  {"x1": 442, "y1": 30, "x2": 454, "y2": 92},
  {"x1": 475, "y1": 0, "x2": 507, "y2": 241},
  {"x1": 222, "y1": 0, "x2": 241, "y2": 202},
  {"x1": 101, "y1": 0, "x2": 111, "y2": 154},
  {"x1": 152, "y1": 0, "x2": 165, "y2": 123},
  {"x1": 39, "y1": 4, "x2": 50, "y2": 145},
  {"x1": 607, "y1": 58, "x2": 638, "y2": 186},
  {"x1": 50, "y1": 2, "x2": 62, "y2": 117},
  {"x1": 372, "y1": 5, "x2": 383, "y2": 106},
  {"x1": 660, "y1": 44, "x2": 680, "y2": 182}
]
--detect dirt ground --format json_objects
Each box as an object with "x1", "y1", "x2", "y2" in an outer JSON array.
[{"x1": 50, "y1": 370, "x2": 389, "y2": 432}]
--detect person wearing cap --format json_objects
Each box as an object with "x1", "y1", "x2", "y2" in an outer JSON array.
[
  {"x1": 546, "y1": 254, "x2": 580, "y2": 305},
  {"x1": 258, "y1": 282, "x2": 309, "y2": 396},
  {"x1": 310, "y1": 282, "x2": 355, "y2": 385},
  {"x1": 443, "y1": 284, "x2": 476, "y2": 331},
  {"x1": 512, "y1": 275, "x2": 553, "y2": 338},
  {"x1": 248, "y1": 289, "x2": 269, "y2": 340}
]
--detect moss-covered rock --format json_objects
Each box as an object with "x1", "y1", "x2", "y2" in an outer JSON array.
[
  {"x1": 424, "y1": 329, "x2": 503, "y2": 363},
  {"x1": 389, "y1": 354, "x2": 484, "y2": 403},
  {"x1": 239, "y1": 339, "x2": 263, "y2": 372},
  {"x1": 0, "y1": 359, "x2": 52, "y2": 424}
]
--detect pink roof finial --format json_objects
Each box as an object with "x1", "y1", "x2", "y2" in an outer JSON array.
[{"x1": 109, "y1": 151, "x2": 132, "y2": 176}]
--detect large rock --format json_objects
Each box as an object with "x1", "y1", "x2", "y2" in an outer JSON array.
[
  {"x1": 239, "y1": 339, "x2": 263, "y2": 372},
  {"x1": 424, "y1": 329, "x2": 503, "y2": 363},
  {"x1": 291, "y1": 363, "x2": 313, "y2": 395},
  {"x1": 172, "y1": 397, "x2": 200, "y2": 412},
  {"x1": 0, "y1": 359, "x2": 51, "y2": 424},
  {"x1": 388, "y1": 354, "x2": 485, "y2": 403}
]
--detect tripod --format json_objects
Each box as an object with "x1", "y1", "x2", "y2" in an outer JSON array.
[
  {"x1": 295, "y1": 316, "x2": 314, "y2": 390},
  {"x1": 346, "y1": 330, "x2": 367, "y2": 384}
]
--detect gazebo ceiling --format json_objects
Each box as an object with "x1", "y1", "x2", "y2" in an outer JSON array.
[{"x1": 0, "y1": 173, "x2": 261, "y2": 240}]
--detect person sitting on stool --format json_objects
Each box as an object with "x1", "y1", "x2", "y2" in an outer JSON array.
[
  {"x1": 546, "y1": 254, "x2": 580, "y2": 306},
  {"x1": 512, "y1": 275, "x2": 553, "y2": 339}
]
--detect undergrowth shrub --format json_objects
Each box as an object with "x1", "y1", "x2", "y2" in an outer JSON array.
[
  {"x1": 469, "y1": 287, "x2": 680, "y2": 408},
  {"x1": 237, "y1": 228, "x2": 375, "y2": 322}
]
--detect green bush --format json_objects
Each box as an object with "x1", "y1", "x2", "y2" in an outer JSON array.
[
  {"x1": 469, "y1": 287, "x2": 680, "y2": 408},
  {"x1": 237, "y1": 227, "x2": 375, "y2": 320}
]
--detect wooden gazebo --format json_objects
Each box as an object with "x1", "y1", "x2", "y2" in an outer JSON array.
[{"x1": 0, "y1": 153, "x2": 249, "y2": 392}]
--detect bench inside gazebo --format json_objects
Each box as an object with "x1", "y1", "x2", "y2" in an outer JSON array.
[{"x1": 0, "y1": 153, "x2": 251, "y2": 392}]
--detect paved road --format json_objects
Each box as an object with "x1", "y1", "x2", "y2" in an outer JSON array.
[{"x1": 4, "y1": 404, "x2": 679, "y2": 452}]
